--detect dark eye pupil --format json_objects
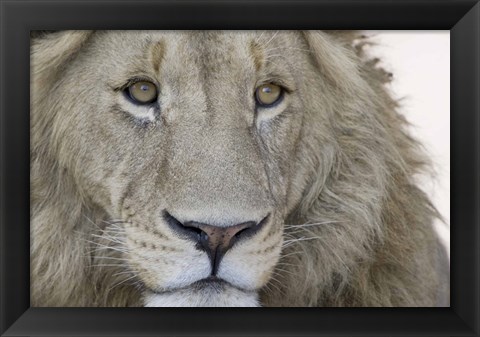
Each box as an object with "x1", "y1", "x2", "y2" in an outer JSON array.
[{"x1": 140, "y1": 84, "x2": 149, "y2": 91}]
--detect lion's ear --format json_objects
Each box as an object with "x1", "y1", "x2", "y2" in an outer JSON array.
[
  {"x1": 31, "y1": 30, "x2": 94, "y2": 97},
  {"x1": 302, "y1": 31, "x2": 363, "y2": 92}
]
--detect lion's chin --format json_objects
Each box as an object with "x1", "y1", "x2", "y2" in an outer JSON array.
[{"x1": 143, "y1": 279, "x2": 260, "y2": 307}]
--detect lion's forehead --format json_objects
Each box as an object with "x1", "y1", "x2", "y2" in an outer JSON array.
[{"x1": 92, "y1": 30, "x2": 301, "y2": 84}]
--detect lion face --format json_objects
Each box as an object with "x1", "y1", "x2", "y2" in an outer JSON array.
[
  {"x1": 31, "y1": 30, "x2": 448, "y2": 307},
  {"x1": 41, "y1": 31, "x2": 331, "y2": 306}
]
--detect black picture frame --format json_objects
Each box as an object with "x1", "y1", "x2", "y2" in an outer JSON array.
[{"x1": 0, "y1": 0, "x2": 478, "y2": 336}]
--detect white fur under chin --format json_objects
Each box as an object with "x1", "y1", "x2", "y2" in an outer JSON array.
[{"x1": 144, "y1": 286, "x2": 260, "y2": 307}]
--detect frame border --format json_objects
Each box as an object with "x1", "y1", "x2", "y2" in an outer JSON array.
[{"x1": 1, "y1": 0, "x2": 478, "y2": 336}]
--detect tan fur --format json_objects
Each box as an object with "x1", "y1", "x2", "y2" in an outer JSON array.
[{"x1": 30, "y1": 30, "x2": 449, "y2": 307}]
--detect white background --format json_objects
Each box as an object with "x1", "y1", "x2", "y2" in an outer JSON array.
[{"x1": 367, "y1": 31, "x2": 450, "y2": 258}]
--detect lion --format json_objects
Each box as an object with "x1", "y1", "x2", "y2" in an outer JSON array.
[{"x1": 30, "y1": 30, "x2": 449, "y2": 307}]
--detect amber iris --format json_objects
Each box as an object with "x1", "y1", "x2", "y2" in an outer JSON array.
[
  {"x1": 255, "y1": 84, "x2": 282, "y2": 107},
  {"x1": 127, "y1": 81, "x2": 158, "y2": 104}
]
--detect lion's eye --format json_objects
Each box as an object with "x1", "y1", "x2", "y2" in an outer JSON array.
[
  {"x1": 126, "y1": 81, "x2": 158, "y2": 104},
  {"x1": 255, "y1": 84, "x2": 283, "y2": 107}
]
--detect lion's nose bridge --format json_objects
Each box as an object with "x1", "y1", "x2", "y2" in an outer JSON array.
[{"x1": 164, "y1": 126, "x2": 272, "y2": 224}]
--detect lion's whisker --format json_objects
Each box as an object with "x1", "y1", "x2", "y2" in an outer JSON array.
[
  {"x1": 278, "y1": 250, "x2": 303, "y2": 259},
  {"x1": 82, "y1": 214, "x2": 105, "y2": 230},
  {"x1": 273, "y1": 267, "x2": 297, "y2": 277},
  {"x1": 274, "y1": 262, "x2": 297, "y2": 268},
  {"x1": 104, "y1": 223, "x2": 127, "y2": 229},
  {"x1": 91, "y1": 233, "x2": 126, "y2": 245},
  {"x1": 82, "y1": 241, "x2": 129, "y2": 255},
  {"x1": 264, "y1": 274, "x2": 283, "y2": 295},
  {"x1": 284, "y1": 220, "x2": 342, "y2": 229},
  {"x1": 89, "y1": 264, "x2": 127, "y2": 268},
  {"x1": 92, "y1": 256, "x2": 131, "y2": 262},
  {"x1": 112, "y1": 270, "x2": 135, "y2": 277},
  {"x1": 102, "y1": 219, "x2": 130, "y2": 224},
  {"x1": 108, "y1": 274, "x2": 139, "y2": 292},
  {"x1": 282, "y1": 237, "x2": 327, "y2": 249}
]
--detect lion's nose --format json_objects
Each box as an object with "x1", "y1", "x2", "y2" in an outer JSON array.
[{"x1": 163, "y1": 211, "x2": 268, "y2": 274}]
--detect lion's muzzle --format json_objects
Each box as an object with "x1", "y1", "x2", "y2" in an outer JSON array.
[{"x1": 164, "y1": 211, "x2": 269, "y2": 275}]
